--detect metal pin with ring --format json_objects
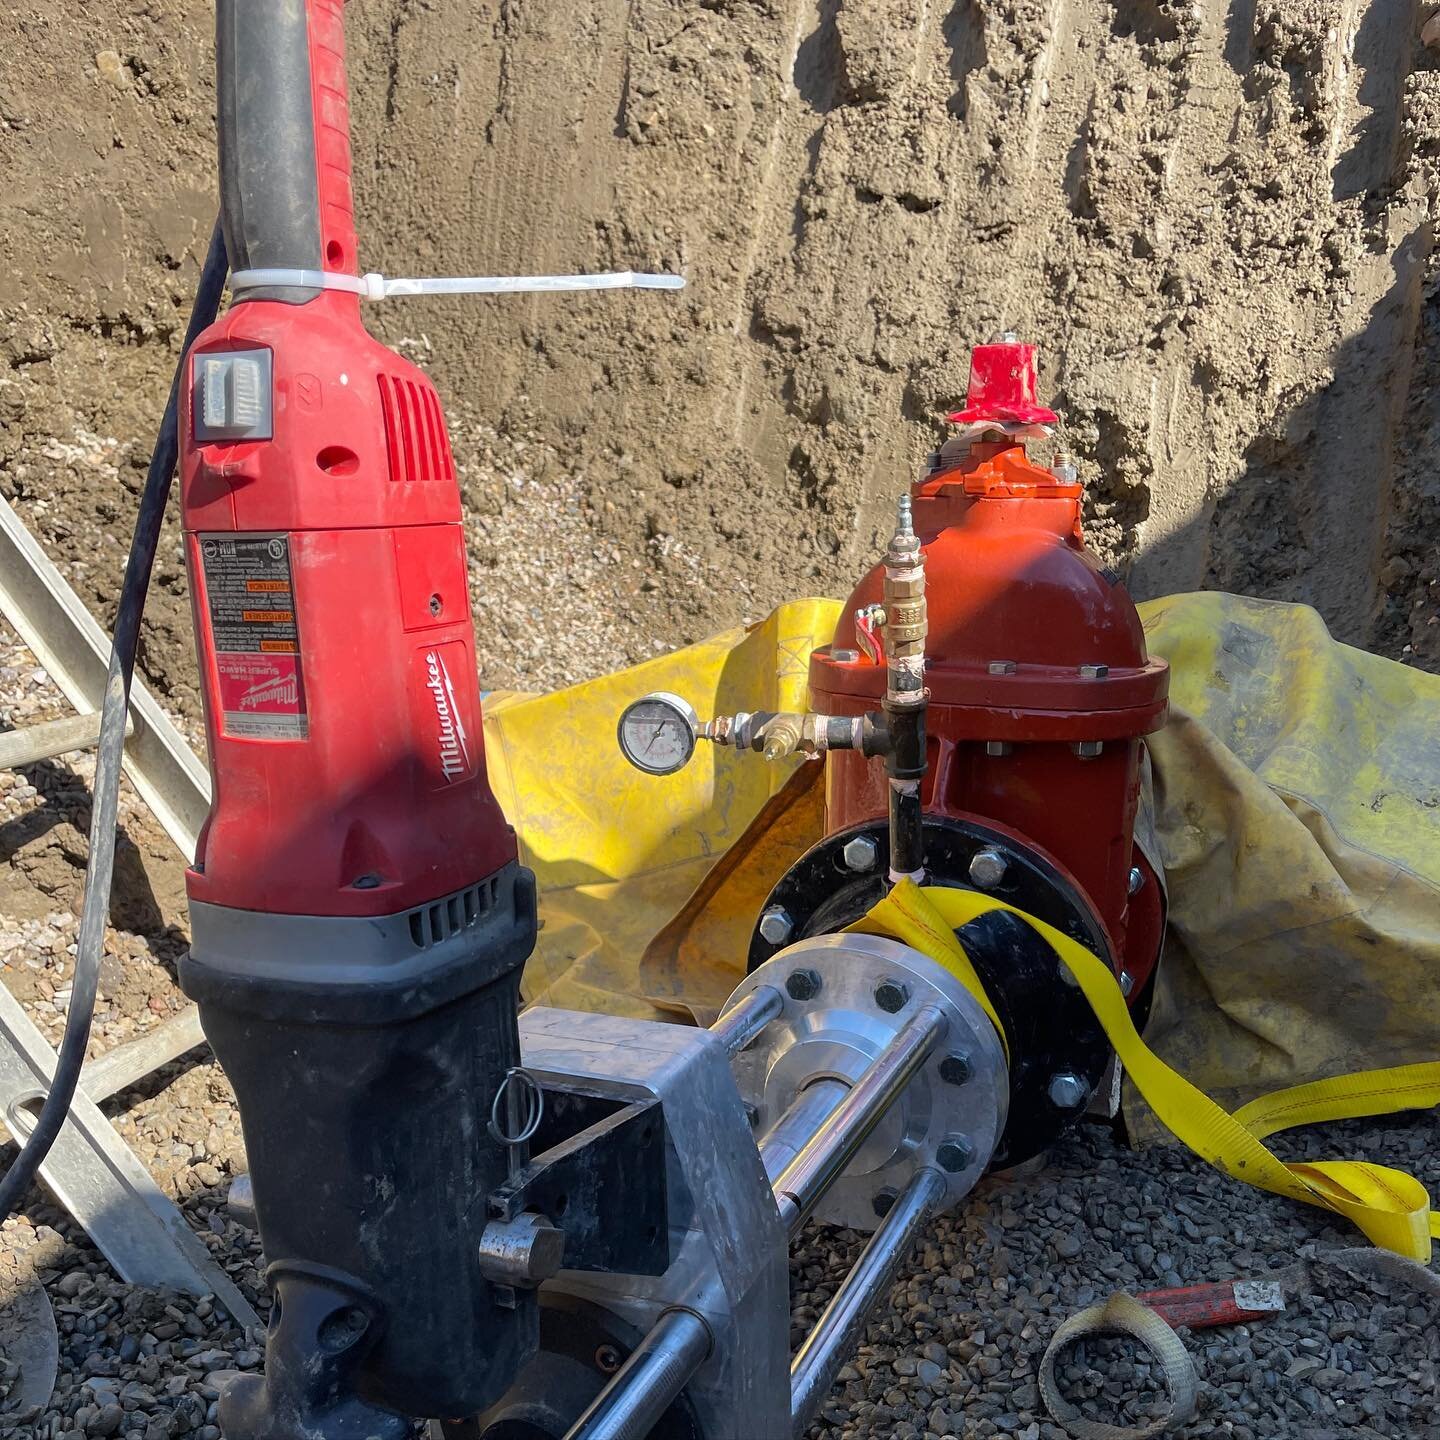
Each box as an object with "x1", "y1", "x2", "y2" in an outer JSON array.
[{"x1": 488, "y1": 1066, "x2": 545, "y2": 1182}]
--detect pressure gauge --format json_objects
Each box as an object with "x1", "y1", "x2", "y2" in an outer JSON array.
[{"x1": 618, "y1": 692, "x2": 700, "y2": 776}]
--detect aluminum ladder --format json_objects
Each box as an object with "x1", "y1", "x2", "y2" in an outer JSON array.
[{"x1": 0, "y1": 494, "x2": 255, "y2": 1325}]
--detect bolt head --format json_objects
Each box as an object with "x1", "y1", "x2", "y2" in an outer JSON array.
[
  {"x1": 984, "y1": 739, "x2": 1012, "y2": 757},
  {"x1": 1047, "y1": 1071, "x2": 1089, "y2": 1111},
  {"x1": 832, "y1": 647, "x2": 861, "y2": 663},
  {"x1": 1072, "y1": 739, "x2": 1104, "y2": 759},
  {"x1": 842, "y1": 834, "x2": 879, "y2": 872},
  {"x1": 1078, "y1": 663, "x2": 1109, "y2": 679},
  {"x1": 758, "y1": 906, "x2": 794, "y2": 946},
  {"x1": 937, "y1": 1136, "x2": 975, "y2": 1174},
  {"x1": 872, "y1": 1188, "x2": 898, "y2": 1218},
  {"x1": 987, "y1": 659, "x2": 1017, "y2": 676},
  {"x1": 939, "y1": 1052, "x2": 973, "y2": 1086},
  {"x1": 1119, "y1": 970, "x2": 1135, "y2": 997},
  {"x1": 874, "y1": 979, "x2": 910, "y2": 1014},
  {"x1": 1128, "y1": 865, "x2": 1144, "y2": 895},
  {"x1": 968, "y1": 848, "x2": 1008, "y2": 889},
  {"x1": 786, "y1": 968, "x2": 822, "y2": 1002}
]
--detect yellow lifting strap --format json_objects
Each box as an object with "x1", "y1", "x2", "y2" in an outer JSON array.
[{"x1": 851, "y1": 881, "x2": 1440, "y2": 1261}]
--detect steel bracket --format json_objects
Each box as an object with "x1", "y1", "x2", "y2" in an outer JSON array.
[{"x1": 489, "y1": 1090, "x2": 670, "y2": 1276}]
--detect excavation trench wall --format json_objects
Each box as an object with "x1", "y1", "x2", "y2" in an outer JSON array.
[{"x1": 1, "y1": 0, "x2": 1437, "y2": 704}]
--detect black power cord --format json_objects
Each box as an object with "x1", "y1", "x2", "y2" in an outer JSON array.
[{"x1": 0, "y1": 219, "x2": 229, "y2": 1221}]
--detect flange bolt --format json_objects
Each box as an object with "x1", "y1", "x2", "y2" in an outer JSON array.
[
  {"x1": 939, "y1": 1052, "x2": 973, "y2": 1086},
  {"x1": 1128, "y1": 865, "x2": 1144, "y2": 895},
  {"x1": 873, "y1": 1188, "x2": 898, "y2": 1218},
  {"x1": 842, "y1": 834, "x2": 879, "y2": 872},
  {"x1": 1047, "y1": 1071, "x2": 1089, "y2": 1111},
  {"x1": 937, "y1": 1136, "x2": 975, "y2": 1173},
  {"x1": 786, "y1": 968, "x2": 822, "y2": 1002},
  {"x1": 968, "y1": 848, "x2": 1008, "y2": 889},
  {"x1": 874, "y1": 979, "x2": 910, "y2": 1014},
  {"x1": 759, "y1": 906, "x2": 794, "y2": 946}
]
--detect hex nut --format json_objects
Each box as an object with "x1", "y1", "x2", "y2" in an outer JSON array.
[
  {"x1": 874, "y1": 979, "x2": 910, "y2": 1014},
  {"x1": 842, "y1": 834, "x2": 879, "y2": 873},
  {"x1": 786, "y1": 968, "x2": 822, "y2": 1002},
  {"x1": 968, "y1": 848, "x2": 1007, "y2": 889},
  {"x1": 987, "y1": 659, "x2": 1017, "y2": 676},
  {"x1": 939, "y1": 1052, "x2": 973, "y2": 1086},
  {"x1": 1047, "y1": 1071, "x2": 1089, "y2": 1110},
  {"x1": 1078, "y1": 663, "x2": 1109, "y2": 679},
  {"x1": 937, "y1": 1137, "x2": 975, "y2": 1174},
  {"x1": 872, "y1": 1189, "x2": 898, "y2": 1218},
  {"x1": 1128, "y1": 865, "x2": 1144, "y2": 895},
  {"x1": 758, "y1": 905, "x2": 794, "y2": 946}
]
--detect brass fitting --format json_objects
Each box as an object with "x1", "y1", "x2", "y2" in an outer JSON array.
[{"x1": 883, "y1": 495, "x2": 927, "y2": 706}]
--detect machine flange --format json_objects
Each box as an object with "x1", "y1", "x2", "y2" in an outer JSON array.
[
  {"x1": 746, "y1": 815, "x2": 1114, "y2": 1168},
  {"x1": 727, "y1": 932, "x2": 1009, "y2": 1232}
]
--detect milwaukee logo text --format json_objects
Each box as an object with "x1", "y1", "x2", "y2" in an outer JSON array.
[
  {"x1": 239, "y1": 673, "x2": 300, "y2": 711},
  {"x1": 426, "y1": 649, "x2": 472, "y2": 782}
]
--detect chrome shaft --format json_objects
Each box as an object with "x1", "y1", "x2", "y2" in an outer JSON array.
[
  {"x1": 562, "y1": 1307, "x2": 712, "y2": 1440},
  {"x1": 709, "y1": 984, "x2": 783, "y2": 1058},
  {"x1": 757, "y1": 1078, "x2": 850, "y2": 1183},
  {"x1": 772, "y1": 1005, "x2": 947, "y2": 1235},
  {"x1": 790, "y1": 1166, "x2": 947, "y2": 1436}
]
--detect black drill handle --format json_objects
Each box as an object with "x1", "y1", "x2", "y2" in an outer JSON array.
[{"x1": 216, "y1": 0, "x2": 357, "y2": 303}]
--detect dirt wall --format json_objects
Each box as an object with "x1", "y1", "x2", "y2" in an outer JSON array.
[{"x1": 1, "y1": 1, "x2": 1437, "y2": 698}]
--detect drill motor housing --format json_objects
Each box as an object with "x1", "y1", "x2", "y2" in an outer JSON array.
[{"x1": 177, "y1": 2, "x2": 537, "y2": 1432}]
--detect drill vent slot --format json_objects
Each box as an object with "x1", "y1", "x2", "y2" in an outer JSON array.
[
  {"x1": 406, "y1": 877, "x2": 499, "y2": 948},
  {"x1": 378, "y1": 374, "x2": 456, "y2": 484}
]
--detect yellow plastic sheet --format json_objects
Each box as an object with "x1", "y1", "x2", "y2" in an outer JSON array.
[
  {"x1": 1134, "y1": 592, "x2": 1440, "y2": 1138},
  {"x1": 482, "y1": 600, "x2": 841, "y2": 1018},
  {"x1": 482, "y1": 592, "x2": 1440, "y2": 1146}
]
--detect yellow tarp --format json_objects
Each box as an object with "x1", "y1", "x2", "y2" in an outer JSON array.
[
  {"x1": 1133, "y1": 592, "x2": 1440, "y2": 1138},
  {"x1": 482, "y1": 600, "x2": 836, "y2": 1019},
  {"x1": 482, "y1": 591, "x2": 1440, "y2": 1128}
]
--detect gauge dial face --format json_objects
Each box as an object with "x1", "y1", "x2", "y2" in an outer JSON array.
[{"x1": 618, "y1": 692, "x2": 698, "y2": 776}]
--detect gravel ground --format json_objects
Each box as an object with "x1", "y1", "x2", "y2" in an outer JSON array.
[
  {"x1": 793, "y1": 1117, "x2": 1440, "y2": 1440},
  {"x1": 2, "y1": 620, "x2": 1439, "y2": 1439}
]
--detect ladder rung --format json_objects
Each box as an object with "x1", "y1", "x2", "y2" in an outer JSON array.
[{"x1": 0, "y1": 711, "x2": 135, "y2": 770}]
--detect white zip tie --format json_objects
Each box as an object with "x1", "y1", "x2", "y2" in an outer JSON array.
[{"x1": 228, "y1": 268, "x2": 685, "y2": 299}]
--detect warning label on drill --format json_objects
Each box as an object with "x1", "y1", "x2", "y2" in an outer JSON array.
[{"x1": 198, "y1": 533, "x2": 308, "y2": 739}]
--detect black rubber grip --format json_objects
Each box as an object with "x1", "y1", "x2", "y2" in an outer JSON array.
[{"x1": 216, "y1": 0, "x2": 322, "y2": 304}]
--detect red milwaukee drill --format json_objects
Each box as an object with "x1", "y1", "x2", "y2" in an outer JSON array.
[{"x1": 178, "y1": 3, "x2": 537, "y2": 1434}]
